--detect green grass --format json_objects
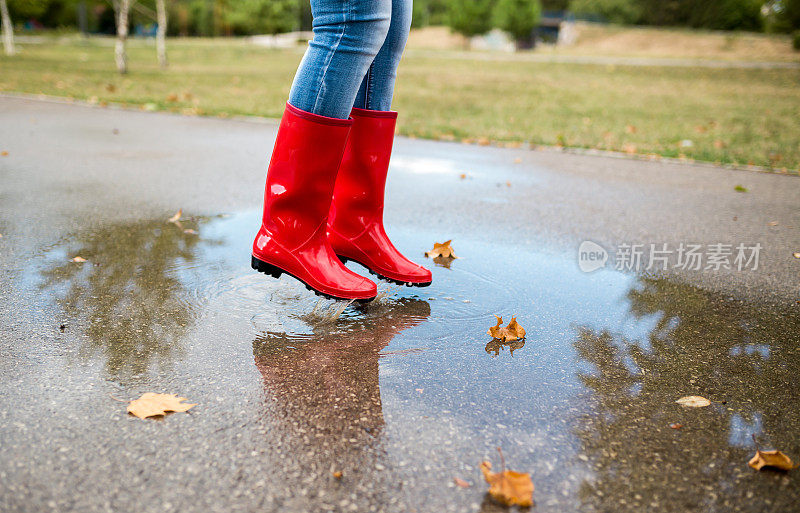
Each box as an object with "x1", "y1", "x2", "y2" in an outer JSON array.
[{"x1": 2, "y1": 36, "x2": 799, "y2": 171}]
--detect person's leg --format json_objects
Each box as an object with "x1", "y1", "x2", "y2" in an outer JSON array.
[
  {"x1": 252, "y1": 0, "x2": 396, "y2": 300},
  {"x1": 353, "y1": 0, "x2": 412, "y2": 111},
  {"x1": 289, "y1": 0, "x2": 392, "y2": 120},
  {"x1": 328, "y1": 0, "x2": 431, "y2": 287}
]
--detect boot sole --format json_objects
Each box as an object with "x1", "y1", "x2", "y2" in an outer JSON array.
[
  {"x1": 338, "y1": 256, "x2": 432, "y2": 288},
  {"x1": 251, "y1": 256, "x2": 375, "y2": 303}
]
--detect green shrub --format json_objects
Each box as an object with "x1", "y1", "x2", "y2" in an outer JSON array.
[
  {"x1": 793, "y1": 30, "x2": 800, "y2": 50},
  {"x1": 494, "y1": 0, "x2": 542, "y2": 48},
  {"x1": 447, "y1": 0, "x2": 495, "y2": 37}
]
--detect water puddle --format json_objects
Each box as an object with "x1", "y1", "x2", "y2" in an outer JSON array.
[{"x1": 6, "y1": 210, "x2": 800, "y2": 511}]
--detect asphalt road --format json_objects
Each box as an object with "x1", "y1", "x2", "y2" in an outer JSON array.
[{"x1": 1, "y1": 96, "x2": 799, "y2": 513}]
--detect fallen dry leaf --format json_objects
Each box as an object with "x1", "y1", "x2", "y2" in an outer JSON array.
[
  {"x1": 127, "y1": 392, "x2": 196, "y2": 419},
  {"x1": 332, "y1": 470, "x2": 343, "y2": 479},
  {"x1": 1, "y1": 151, "x2": 8, "y2": 157},
  {"x1": 183, "y1": 229, "x2": 198, "y2": 235},
  {"x1": 488, "y1": 316, "x2": 526, "y2": 342},
  {"x1": 768, "y1": 221, "x2": 778, "y2": 226},
  {"x1": 676, "y1": 395, "x2": 711, "y2": 407},
  {"x1": 669, "y1": 423, "x2": 683, "y2": 430},
  {"x1": 459, "y1": 173, "x2": 467, "y2": 180},
  {"x1": 168, "y1": 209, "x2": 182, "y2": 223},
  {"x1": 749, "y1": 450, "x2": 795, "y2": 471},
  {"x1": 454, "y1": 477, "x2": 471, "y2": 488},
  {"x1": 793, "y1": 252, "x2": 800, "y2": 259},
  {"x1": 425, "y1": 240, "x2": 457, "y2": 259},
  {"x1": 480, "y1": 450, "x2": 533, "y2": 507},
  {"x1": 71, "y1": 256, "x2": 87, "y2": 263}
]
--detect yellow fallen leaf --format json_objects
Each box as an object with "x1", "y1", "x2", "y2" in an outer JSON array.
[
  {"x1": 749, "y1": 449, "x2": 795, "y2": 471},
  {"x1": 488, "y1": 315, "x2": 526, "y2": 342},
  {"x1": 71, "y1": 256, "x2": 87, "y2": 263},
  {"x1": 127, "y1": 392, "x2": 196, "y2": 419},
  {"x1": 168, "y1": 209, "x2": 182, "y2": 223},
  {"x1": 793, "y1": 252, "x2": 800, "y2": 259},
  {"x1": 1, "y1": 151, "x2": 8, "y2": 157},
  {"x1": 425, "y1": 240, "x2": 457, "y2": 259},
  {"x1": 183, "y1": 229, "x2": 198, "y2": 235},
  {"x1": 676, "y1": 395, "x2": 711, "y2": 407},
  {"x1": 453, "y1": 477, "x2": 471, "y2": 488},
  {"x1": 332, "y1": 470, "x2": 343, "y2": 479},
  {"x1": 480, "y1": 458, "x2": 533, "y2": 507}
]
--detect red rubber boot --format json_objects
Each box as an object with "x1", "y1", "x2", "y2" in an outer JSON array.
[
  {"x1": 252, "y1": 103, "x2": 377, "y2": 302},
  {"x1": 327, "y1": 108, "x2": 432, "y2": 287}
]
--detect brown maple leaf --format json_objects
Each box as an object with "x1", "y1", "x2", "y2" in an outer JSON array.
[
  {"x1": 749, "y1": 450, "x2": 795, "y2": 471},
  {"x1": 749, "y1": 436, "x2": 796, "y2": 471},
  {"x1": 127, "y1": 392, "x2": 196, "y2": 419},
  {"x1": 480, "y1": 449, "x2": 533, "y2": 507},
  {"x1": 488, "y1": 316, "x2": 526, "y2": 342},
  {"x1": 425, "y1": 240, "x2": 457, "y2": 259}
]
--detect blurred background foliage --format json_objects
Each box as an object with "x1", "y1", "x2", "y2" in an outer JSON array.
[{"x1": 6, "y1": 0, "x2": 800, "y2": 37}]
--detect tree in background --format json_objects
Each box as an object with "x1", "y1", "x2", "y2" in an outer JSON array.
[
  {"x1": 764, "y1": 0, "x2": 800, "y2": 32},
  {"x1": 447, "y1": 0, "x2": 495, "y2": 39},
  {"x1": 412, "y1": 0, "x2": 449, "y2": 28},
  {"x1": 0, "y1": 0, "x2": 13, "y2": 55},
  {"x1": 494, "y1": 0, "x2": 542, "y2": 48},
  {"x1": 569, "y1": 0, "x2": 641, "y2": 24},
  {"x1": 222, "y1": 0, "x2": 297, "y2": 35},
  {"x1": 115, "y1": 0, "x2": 130, "y2": 73},
  {"x1": 7, "y1": 0, "x2": 50, "y2": 20},
  {"x1": 637, "y1": 0, "x2": 762, "y2": 30},
  {"x1": 156, "y1": 0, "x2": 167, "y2": 67}
]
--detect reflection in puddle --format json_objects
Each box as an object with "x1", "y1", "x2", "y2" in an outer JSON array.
[
  {"x1": 484, "y1": 338, "x2": 525, "y2": 357},
  {"x1": 252, "y1": 299, "x2": 430, "y2": 507},
  {"x1": 575, "y1": 278, "x2": 800, "y2": 512},
  {"x1": 19, "y1": 211, "x2": 800, "y2": 511},
  {"x1": 38, "y1": 215, "x2": 220, "y2": 381}
]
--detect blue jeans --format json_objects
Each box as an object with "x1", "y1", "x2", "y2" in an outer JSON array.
[{"x1": 288, "y1": 0, "x2": 412, "y2": 119}]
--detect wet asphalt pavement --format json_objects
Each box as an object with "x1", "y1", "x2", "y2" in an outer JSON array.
[{"x1": 1, "y1": 95, "x2": 799, "y2": 513}]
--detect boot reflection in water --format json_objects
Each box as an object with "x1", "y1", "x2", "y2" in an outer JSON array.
[
  {"x1": 252, "y1": 299, "x2": 430, "y2": 485},
  {"x1": 251, "y1": 0, "x2": 430, "y2": 301}
]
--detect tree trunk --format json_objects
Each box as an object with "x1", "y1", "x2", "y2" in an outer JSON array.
[
  {"x1": 156, "y1": 0, "x2": 167, "y2": 68},
  {"x1": 0, "y1": 0, "x2": 15, "y2": 56},
  {"x1": 115, "y1": 0, "x2": 130, "y2": 74}
]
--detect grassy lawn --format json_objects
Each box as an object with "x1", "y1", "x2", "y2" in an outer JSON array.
[{"x1": 2, "y1": 35, "x2": 799, "y2": 171}]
